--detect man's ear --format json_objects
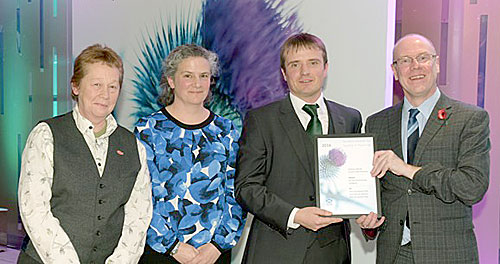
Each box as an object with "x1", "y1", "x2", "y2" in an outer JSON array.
[
  {"x1": 435, "y1": 55, "x2": 440, "y2": 74},
  {"x1": 391, "y1": 64, "x2": 399, "y2": 81},
  {"x1": 281, "y1": 68, "x2": 287, "y2": 82}
]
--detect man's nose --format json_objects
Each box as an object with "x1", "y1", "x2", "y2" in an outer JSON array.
[
  {"x1": 300, "y1": 64, "x2": 310, "y2": 75},
  {"x1": 410, "y1": 58, "x2": 421, "y2": 69}
]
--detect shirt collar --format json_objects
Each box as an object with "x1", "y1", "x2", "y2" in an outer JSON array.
[
  {"x1": 289, "y1": 92, "x2": 327, "y2": 115},
  {"x1": 72, "y1": 104, "x2": 118, "y2": 138},
  {"x1": 402, "y1": 88, "x2": 441, "y2": 120}
]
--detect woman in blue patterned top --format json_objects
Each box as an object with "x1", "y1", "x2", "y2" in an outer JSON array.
[{"x1": 136, "y1": 44, "x2": 245, "y2": 264}]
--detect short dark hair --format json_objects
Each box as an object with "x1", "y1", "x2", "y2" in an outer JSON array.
[{"x1": 280, "y1": 33, "x2": 328, "y2": 70}]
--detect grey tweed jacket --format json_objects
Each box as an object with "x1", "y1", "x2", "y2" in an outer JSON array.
[{"x1": 365, "y1": 93, "x2": 490, "y2": 264}]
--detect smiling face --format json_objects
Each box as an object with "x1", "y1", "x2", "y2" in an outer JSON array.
[
  {"x1": 392, "y1": 35, "x2": 439, "y2": 106},
  {"x1": 281, "y1": 47, "x2": 328, "y2": 103},
  {"x1": 167, "y1": 56, "x2": 211, "y2": 107},
  {"x1": 72, "y1": 62, "x2": 120, "y2": 125}
]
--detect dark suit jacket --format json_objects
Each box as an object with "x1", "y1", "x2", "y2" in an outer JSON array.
[
  {"x1": 365, "y1": 93, "x2": 490, "y2": 264},
  {"x1": 235, "y1": 95, "x2": 362, "y2": 263}
]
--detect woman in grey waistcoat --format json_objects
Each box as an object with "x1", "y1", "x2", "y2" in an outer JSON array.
[{"x1": 17, "y1": 44, "x2": 152, "y2": 264}]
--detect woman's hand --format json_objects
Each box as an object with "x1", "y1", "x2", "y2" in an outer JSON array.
[
  {"x1": 186, "y1": 243, "x2": 221, "y2": 264},
  {"x1": 172, "y1": 242, "x2": 199, "y2": 264}
]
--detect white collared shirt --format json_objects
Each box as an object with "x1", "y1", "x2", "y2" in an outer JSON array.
[
  {"x1": 18, "y1": 105, "x2": 152, "y2": 263},
  {"x1": 289, "y1": 92, "x2": 329, "y2": 134},
  {"x1": 287, "y1": 92, "x2": 330, "y2": 229}
]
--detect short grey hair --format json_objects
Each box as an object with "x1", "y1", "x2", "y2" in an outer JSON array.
[{"x1": 158, "y1": 44, "x2": 220, "y2": 106}]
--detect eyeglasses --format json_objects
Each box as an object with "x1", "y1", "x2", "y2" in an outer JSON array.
[{"x1": 393, "y1": 53, "x2": 437, "y2": 67}]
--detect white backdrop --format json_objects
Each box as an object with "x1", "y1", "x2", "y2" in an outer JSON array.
[{"x1": 73, "y1": 1, "x2": 395, "y2": 263}]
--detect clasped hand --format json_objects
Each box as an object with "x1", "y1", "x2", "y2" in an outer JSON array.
[{"x1": 173, "y1": 242, "x2": 221, "y2": 264}]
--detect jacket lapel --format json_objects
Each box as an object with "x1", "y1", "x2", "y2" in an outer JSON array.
[
  {"x1": 414, "y1": 94, "x2": 452, "y2": 164},
  {"x1": 278, "y1": 96, "x2": 314, "y2": 179},
  {"x1": 388, "y1": 103, "x2": 404, "y2": 160},
  {"x1": 385, "y1": 103, "x2": 411, "y2": 187},
  {"x1": 325, "y1": 100, "x2": 345, "y2": 134}
]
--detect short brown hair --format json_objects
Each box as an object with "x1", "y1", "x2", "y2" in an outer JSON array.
[
  {"x1": 280, "y1": 33, "x2": 328, "y2": 70},
  {"x1": 71, "y1": 44, "x2": 124, "y2": 100}
]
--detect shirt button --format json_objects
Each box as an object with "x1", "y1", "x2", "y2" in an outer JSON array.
[
  {"x1": 407, "y1": 189, "x2": 412, "y2": 195},
  {"x1": 96, "y1": 231, "x2": 101, "y2": 236},
  {"x1": 89, "y1": 126, "x2": 93, "y2": 130},
  {"x1": 98, "y1": 162, "x2": 101, "y2": 166}
]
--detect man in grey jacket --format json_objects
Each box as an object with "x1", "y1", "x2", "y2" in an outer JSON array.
[{"x1": 358, "y1": 34, "x2": 490, "y2": 264}]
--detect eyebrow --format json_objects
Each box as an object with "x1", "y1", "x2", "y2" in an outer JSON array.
[
  {"x1": 179, "y1": 71, "x2": 210, "y2": 74},
  {"x1": 398, "y1": 52, "x2": 433, "y2": 58},
  {"x1": 287, "y1": 58, "x2": 321, "y2": 65},
  {"x1": 89, "y1": 77, "x2": 118, "y2": 82}
]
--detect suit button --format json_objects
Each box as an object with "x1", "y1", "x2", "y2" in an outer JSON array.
[
  {"x1": 98, "y1": 199, "x2": 105, "y2": 204},
  {"x1": 407, "y1": 189, "x2": 412, "y2": 195},
  {"x1": 92, "y1": 246, "x2": 97, "y2": 252},
  {"x1": 90, "y1": 262, "x2": 95, "y2": 264},
  {"x1": 99, "y1": 183, "x2": 105, "y2": 189},
  {"x1": 400, "y1": 220, "x2": 404, "y2": 226},
  {"x1": 309, "y1": 195, "x2": 315, "y2": 201},
  {"x1": 97, "y1": 215, "x2": 103, "y2": 220},
  {"x1": 96, "y1": 231, "x2": 101, "y2": 236}
]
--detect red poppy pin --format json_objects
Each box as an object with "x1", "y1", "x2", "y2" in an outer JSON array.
[
  {"x1": 116, "y1": 150, "x2": 124, "y2": 156},
  {"x1": 437, "y1": 108, "x2": 448, "y2": 125},
  {"x1": 437, "y1": 109, "x2": 447, "y2": 120}
]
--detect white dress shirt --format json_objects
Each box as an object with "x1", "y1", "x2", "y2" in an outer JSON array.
[
  {"x1": 18, "y1": 105, "x2": 152, "y2": 264},
  {"x1": 287, "y1": 92, "x2": 329, "y2": 229}
]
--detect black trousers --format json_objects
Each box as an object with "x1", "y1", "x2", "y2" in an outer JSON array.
[{"x1": 139, "y1": 244, "x2": 231, "y2": 264}]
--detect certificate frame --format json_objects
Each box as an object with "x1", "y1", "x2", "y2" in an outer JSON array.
[{"x1": 314, "y1": 134, "x2": 381, "y2": 218}]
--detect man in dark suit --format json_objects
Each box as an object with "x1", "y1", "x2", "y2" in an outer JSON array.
[
  {"x1": 357, "y1": 34, "x2": 490, "y2": 263},
  {"x1": 235, "y1": 33, "x2": 362, "y2": 263}
]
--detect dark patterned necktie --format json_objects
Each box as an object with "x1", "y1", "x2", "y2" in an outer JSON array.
[
  {"x1": 406, "y1": 108, "x2": 420, "y2": 228},
  {"x1": 302, "y1": 104, "x2": 322, "y2": 137},
  {"x1": 407, "y1": 108, "x2": 420, "y2": 165}
]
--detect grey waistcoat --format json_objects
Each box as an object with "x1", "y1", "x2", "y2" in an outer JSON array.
[{"x1": 24, "y1": 112, "x2": 141, "y2": 264}]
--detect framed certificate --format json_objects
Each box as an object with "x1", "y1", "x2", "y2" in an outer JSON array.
[{"x1": 314, "y1": 134, "x2": 381, "y2": 218}]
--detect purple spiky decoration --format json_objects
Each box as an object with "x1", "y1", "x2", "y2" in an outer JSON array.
[{"x1": 202, "y1": 0, "x2": 301, "y2": 114}]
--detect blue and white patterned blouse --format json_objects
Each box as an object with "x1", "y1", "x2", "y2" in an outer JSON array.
[{"x1": 135, "y1": 108, "x2": 246, "y2": 254}]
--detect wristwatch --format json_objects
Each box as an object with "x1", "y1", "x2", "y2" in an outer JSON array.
[{"x1": 169, "y1": 242, "x2": 180, "y2": 256}]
